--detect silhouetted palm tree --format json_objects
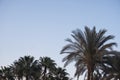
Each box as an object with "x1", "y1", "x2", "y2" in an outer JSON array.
[
  {"x1": 60, "y1": 27, "x2": 116, "y2": 80},
  {"x1": 39, "y1": 57, "x2": 56, "y2": 80},
  {"x1": 30, "y1": 60, "x2": 42, "y2": 80},
  {"x1": 0, "y1": 66, "x2": 15, "y2": 80},
  {"x1": 13, "y1": 61, "x2": 24, "y2": 80},
  {"x1": 54, "y1": 67, "x2": 69, "y2": 80},
  {"x1": 13, "y1": 56, "x2": 36, "y2": 80}
]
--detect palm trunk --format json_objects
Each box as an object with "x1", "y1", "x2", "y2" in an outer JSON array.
[
  {"x1": 18, "y1": 77, "x2": 20, "y2": 80},
  {"x1": 87, "y1": 67, "x2": 94, "y2": 80},
  {"x1": 26, "y1": 75, "x2": 29, "y2": 80},
  {"x1": 43, "y1": 67, "x2": 47, "y2": 80},
  {"x1": 88, "y1": 67, "x2": 91, "y2": 80},
  {"x1": 87, "y1": 66, "x2": 94, "y2": 80}
]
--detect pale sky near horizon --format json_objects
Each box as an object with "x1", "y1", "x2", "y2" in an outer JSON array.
[{"x1": 0, "y1": 0, "x2": 120, "y2": 79}]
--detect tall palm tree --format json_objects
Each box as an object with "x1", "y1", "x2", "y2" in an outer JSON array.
[
  {"x1": 39, "y1": 57, "x2": 56, "y2": 80},
  {"x1": 60, "y1": 27, "x2": 116, "y2": 80}
]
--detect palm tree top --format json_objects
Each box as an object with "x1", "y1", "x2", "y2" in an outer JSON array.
[{"x1": 60, "y1": 26, "x2": 117, "y2": 80}]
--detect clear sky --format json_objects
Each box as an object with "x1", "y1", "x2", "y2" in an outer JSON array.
[{"x1": 0, "y1": 0, "x2": 120, "y2": 79}]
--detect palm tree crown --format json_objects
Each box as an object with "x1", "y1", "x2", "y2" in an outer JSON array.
[
  {"x1": 60, "y1": 26, "x2": 116, "y2": 80},
  {"x1": 39, "y1": 57, "x2": 56, "y2": 80},
  {"x1": 13, "y1": 55, "x2": 36, "y2": 80}
]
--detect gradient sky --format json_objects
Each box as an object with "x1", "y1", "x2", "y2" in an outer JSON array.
[{"x1": 0, "y1": 0, "x2": 120, "y2": 79}]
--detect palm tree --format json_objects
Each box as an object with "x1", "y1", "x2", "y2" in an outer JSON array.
[
  {"x1": 30, "y1": 60, "x2": 42, "y2": 80},
  {"x1": 13, "y1": 55, "x2": 37, "y2": 80},
  {"x1": 60, "y1": 27, "x2": 116, "y2": 80},
  {"x1": 39, "y1": 57, "x2": 56, "y2": 80},
  {"x1": 13, "y1": 61, "x2": 24, "y2": 80},
  {"x1": 54, "y1": 67, "x2": 69, "y2": 80},
  {"x1": 101, "y1": 51, "x2": 120, "y2": 80},
  {"x1": 0, "y1": 66, "x2": 15, "y2": 80}
]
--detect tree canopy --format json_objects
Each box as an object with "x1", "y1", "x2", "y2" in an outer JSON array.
[
  {"x1": 1, "y1": 27, "x2": 120, "y2": 80},
  {"x1": 0, "y1": 56, "x2": 71, "y2": 80},
  {"x1": 60, "y1": 27, "x2": 119, "y2": 80}
]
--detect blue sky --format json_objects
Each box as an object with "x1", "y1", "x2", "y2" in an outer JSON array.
[{"x1": 0, "y1": 0, "x2": 120, "y2": 79}]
